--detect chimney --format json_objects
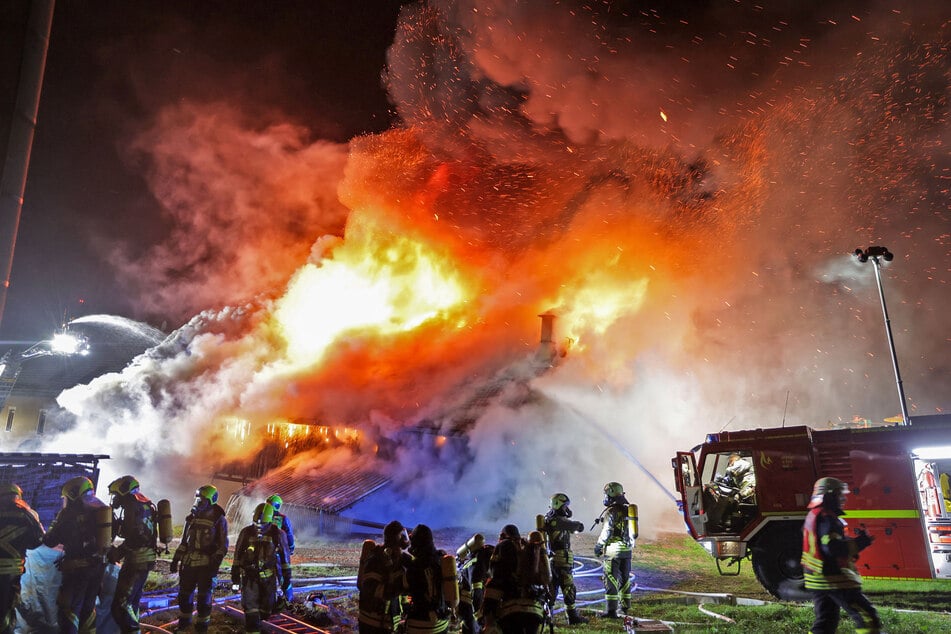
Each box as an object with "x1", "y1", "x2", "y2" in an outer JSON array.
[{"x1": 536, "y1": 312, "x2": 557, "y2": 366}]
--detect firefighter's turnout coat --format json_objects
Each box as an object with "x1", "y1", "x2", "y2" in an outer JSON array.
[{"x1": 232, "y1": 521, "x2": 291, "y2": 631}]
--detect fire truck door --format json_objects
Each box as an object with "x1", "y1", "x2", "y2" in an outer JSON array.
[{"x1": 674, "y1": 451, "x2": 704, "y2": 538}]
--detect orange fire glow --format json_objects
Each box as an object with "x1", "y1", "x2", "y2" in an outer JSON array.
[{"x1": 273, "y1": 207, "x2": 474, "y2": 369}]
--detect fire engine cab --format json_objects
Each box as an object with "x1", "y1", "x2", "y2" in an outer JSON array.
[{"x1": 672, "y1": 415, "x2": 951, "y2": 599}]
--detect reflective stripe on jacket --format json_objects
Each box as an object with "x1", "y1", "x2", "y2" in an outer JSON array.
[{"x1": 801, "y1": 506, "x2": 862, "y2": 590}]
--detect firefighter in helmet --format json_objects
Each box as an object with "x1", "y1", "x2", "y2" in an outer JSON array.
[
  {"x1": 0, "y1": 483, "x2": 44, "y2": 634},
  {"x1": 403, "y1": 524, "x2": 453, "y2": 634},
  {"x1": 456, "y1": 532, "x2": 493, "y2": 634},
  {"x1": 42, "y1": 476, "x2": 109, "y2": 634},
  {"x1": 594, "y1": 482, "x2": 635, "y2": 619},
  {"x1": 232, "y1": 502, "x2": 291, "y2": 632},
  {"x1": 107, "y1": 475, "x2": 159, "y2": 633},
  {"x1": 171, "y1": 484, "x2": 229, "y2": 633},
  {"x1": 541, "y1": 493, "x2": 587, "y2": 625},
  {"x1": 482, "y1": 524, "x2": 546, "y2": 634},
  {"x1": 801, "y1": 477, "x2": 881, "y2": 634},
  {"x1": 266, "y1": 493, "x2": 295, "y2": 555},
  {"x1": 358, "y1": 520, "x2": 410, "y2": 633}
]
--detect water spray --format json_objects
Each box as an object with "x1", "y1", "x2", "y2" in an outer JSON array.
[{"x1": 557, "y1": 399, "x2": 678, "y2": 504}]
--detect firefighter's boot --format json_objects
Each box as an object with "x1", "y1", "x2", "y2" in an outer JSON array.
[
  {"x1": 567, "y1": 608, "x2": 588, "y2": 624},
  {"x1": 600, "y1": 600, "x2": 620, "y2": 619}
]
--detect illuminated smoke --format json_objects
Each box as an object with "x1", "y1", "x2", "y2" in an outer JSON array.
[{"x1": 43, "y1": 1, "x2": 949, "y2": 532}]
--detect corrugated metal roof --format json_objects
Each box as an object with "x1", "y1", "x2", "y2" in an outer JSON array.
[{"x1": 243, "y1": 461, "x2": 391, "y2": 515}]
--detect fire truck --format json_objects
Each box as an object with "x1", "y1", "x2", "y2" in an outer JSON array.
[{"x1": 672, "y1": 415, "x2": 951, "y2": 599}]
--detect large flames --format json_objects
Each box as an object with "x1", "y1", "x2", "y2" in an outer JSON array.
[{"x1": 273, "y1": 208, "x2": 474, "y2": 369}]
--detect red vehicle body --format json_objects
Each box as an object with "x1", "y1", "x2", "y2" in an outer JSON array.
[{"x1": 672, "y1": 416, "x2": 951, "y2": 599}]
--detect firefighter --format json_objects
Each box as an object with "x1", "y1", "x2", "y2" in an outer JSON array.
[
  {"x1": 540, "y1": 493, "x2": 587, "y2": 625},
  {"x1": 42, "y1": 475, "x2": 109, "y2": 634},
  {"x1": 231, "y1": 502, "x2": 291, "y2": 633},
  {"x1": 358, "y1": 520, "x2": 410, "y2": 633},
  {"x1": 724, "y1": 453, "x2": 756, "y2": 502},
  {"x1": 456, "y1": 533, "x2": 493, "y2": 634},
  {"x1": 403, "y1": 523, "x2": 452, "y2": 634},
  {"x1": 265, "y1": 493, "x2": 295, "y2": 555},
  {"x1": 107, "y1": 475, "x2": 158, "y2": 633},
  {"x1": 170, "y1": 484, "x2": 229, "y2": 633},
  {"x1": 482, "y1": 524, "x2": 546, "y2": 634},
  {"x1": 801, "y1": 477, "x2": 881, "y2": 634},
  {"x1": 594, "y1": 481, "x2": 635, "y2": 619},
  {"x1": 265, "y1": 493, "x2": 295, "y2": 601},
  {"x1": 0, "y1": 483, "x2": 44, "y2": 634}
]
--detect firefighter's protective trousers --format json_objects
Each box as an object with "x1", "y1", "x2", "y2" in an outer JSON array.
[
  {"x1": 240, "y1": 571, "x2": 278, "y2": 633},
  {"x1": 810, "y1": 589, "x2": 881, "y2": 634},
  {"x1": 0, "y1": 574, "x2": 21, "y2": 634},
  {"x1": 177, "y1": 564, "x2": 216, "y2": 632},
  {"x1": 112, "y1": 560, "x2": 155, "y2": 632},
  {"x1": 57, "y1": 560, "x2": 106, "y2": 634},
  {"x1": 550, "y1": 549, "x2": 578, "y2": 609}
]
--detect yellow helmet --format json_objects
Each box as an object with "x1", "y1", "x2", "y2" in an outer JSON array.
[
  {"x1": 62, "y1": 476, "x2": 94, "y2": 501},
  {"x1": 1, "y1": 482, "x2": 23, "y2": 498},
  {"x1": 265, "y1": 493, "x2": 283, "y2": 511},
  {"x1": 550, "y1": 493, "x2": 570, "y2": 511},
  {"x1": 253, "y1": 502, "x2": 274, "y2": 525},
  {"x1": 195, "y1": 484, "x2": 219, "y2": 505},
  {"x1": 108, "y1": 475, "x2": 140, "y2": 497}
]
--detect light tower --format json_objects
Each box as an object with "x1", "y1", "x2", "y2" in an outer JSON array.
[{"x1": 853, "y1": 246, "x2": 909, "y2": 425}]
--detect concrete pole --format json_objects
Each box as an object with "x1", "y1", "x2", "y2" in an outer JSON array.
[{"x1": 0, "y1": 0, "x2": 55, "y2": 328}]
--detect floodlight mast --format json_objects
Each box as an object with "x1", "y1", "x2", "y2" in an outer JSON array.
[{"x1": 853, "y1": 246, "x2": 909, "y2": 426}]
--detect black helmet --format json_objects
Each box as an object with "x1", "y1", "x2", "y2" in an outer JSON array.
[
  {"x1": 499, "y1": 524, "x2": 520, "y2": 541},
  {"x1": 409, "y1": 523, "x2": 435, "y2": 556},
  {"x1": 383, "y1": 520, "x2": 409, "y2": 549}
]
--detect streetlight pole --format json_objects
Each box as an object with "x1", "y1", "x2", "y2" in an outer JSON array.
[{"x1": 853, "y1": 246, "x2": 910, "y2": 426}]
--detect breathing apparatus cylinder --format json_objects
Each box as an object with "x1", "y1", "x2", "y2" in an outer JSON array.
[
  {"x1": 357, "y1": 539, "x2": 376, "y2": 591},
  {"x1": 95, "y1": 505, "x2": 114, "y2": 553},
  {"x1": 456, "y1": 533, "x2": 485, "y2": 560},
  {"x1": 526, "y1": 531, "x2": 552, "y2": 586},
  {"x1": 628, "y1": 503, "x2": 639, "y2": 540},
  {"x1": 157, "y1": 499, "x2": 174, "y2": 545},
  {"x1": 441, "y1": 554, "x2": 459, "y2": 608}
]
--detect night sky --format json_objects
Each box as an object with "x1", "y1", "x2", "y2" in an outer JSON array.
[{"x1": 2, "y1": 0, "x2": 407, "y2": 341}]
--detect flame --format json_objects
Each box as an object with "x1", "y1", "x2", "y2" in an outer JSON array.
[
  {"x1": 554, "y1": 277, "x2": 650, "y2": 350},
  {"x1": 273, "y1": 208, "x2": 474, "y2": 368}
]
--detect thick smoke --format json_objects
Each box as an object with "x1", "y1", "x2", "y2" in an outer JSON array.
[{"x1": 40, "y1": 1, "x2": 949, "y2": 533}]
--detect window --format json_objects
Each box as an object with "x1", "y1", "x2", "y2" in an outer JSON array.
[{"x1": 4, "y1": 408, "x2": 14, "y2": 432}]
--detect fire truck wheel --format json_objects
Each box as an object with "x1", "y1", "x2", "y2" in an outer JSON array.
[{"x1": 750, "y1": 523, "x2": 809, "y2": 601}]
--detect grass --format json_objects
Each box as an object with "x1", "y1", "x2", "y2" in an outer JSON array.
[{"x1": 596, "y1": 532, "x2": 951, "y2": 633}]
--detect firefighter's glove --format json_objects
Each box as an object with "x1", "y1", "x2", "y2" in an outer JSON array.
[
  {"x1": 169, "y1": 560, "x2": 179, "y2": 574},
  {"x1": 573, "y1": 521, "x2": 585, "y2": 533},
  {"x1": 594, "y1": 543, "x2": 604, "y2": 557},
  {"x1": 854, "y1": 529, "x2": 873, "y2": 552}
]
